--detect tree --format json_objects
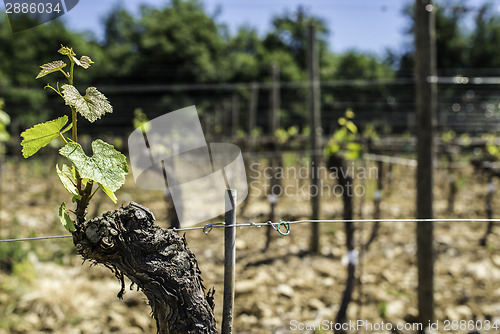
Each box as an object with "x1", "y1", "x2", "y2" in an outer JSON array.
[
  {"x1": 263, "y1": 6, "x2": 329, "y2": 70},
  {"x1": 95, "y1": 0, "x2": 230, "y2": 135},
  {"x1": 225, "y1": 27, "x2": 262, "y2": 82},
  {"x1": 99, "y1": 0, "x2": 227, "y2": 85},
  {"x1": 434, "y1": 1, "x2": 469, "y2": 69},
  {"x1": 133, "y1": 0, "x2": 225, "y2": 84},
  {"x1": 99, "y1": 6, "x2": 140, "y2": 80},
  {"x1": 395, "y1": 0, "x2": 468, "y2": 73},
  {"x1": 470, "y1": 2, "x2": 500, "y2": 68},
  {"x1": 332, "y1": 51, "x2": 394, "y2": 80},
  {"x1": 394, "y1": 0, "x2": 500, "y2": 73},
  {"x1": 319, "y1": 50, "x2": 395, "y2": 133}
]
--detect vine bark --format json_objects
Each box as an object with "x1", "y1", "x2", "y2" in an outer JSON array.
[{"x1": 72, "y1": 202, "x2": 217, "y2": 334}]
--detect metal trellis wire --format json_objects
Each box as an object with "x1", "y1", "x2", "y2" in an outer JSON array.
[{"x1": 2, "y1": 218, "x2": 500, "y2": 243}]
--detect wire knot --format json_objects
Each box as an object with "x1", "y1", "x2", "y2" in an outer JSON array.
[
  {"x1": 266, "y1": 220, "x2": 290, "y2": 236},
  {"x1": 203, "y1": 223, "x2": 215, "y2": 235}
]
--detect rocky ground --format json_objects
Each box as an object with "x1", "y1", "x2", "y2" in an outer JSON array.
[{"x1": 0, "y1": 158, "x2": 500, "y2": 333}]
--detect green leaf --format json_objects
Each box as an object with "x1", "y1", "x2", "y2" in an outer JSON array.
[
  {"x1": 60, "y1": 139, "x2": 128, "y2": 192},
  {"x1": 287, "y1": 126, "x2": 299, "y2": 136},
  {"x1": 333, "y1": 127, "x2": 348, "y2": 141},
  {"x1": 345, "y1": 121, "x2": 358, "y2": 134},
  {"x1": 35, "y1": 60, "x2": 67, "y2": 79},
  {"x1": 20, "y1": 116, "x2": 69, "y2": 158},
  {"x1": 73, "y1": 55, "x2": 93, "y2": 69},
  {"x1": 487, "y1": 144, "x2": 499, "y2": 157},
  {"x1": 58, "y1": 45, "x2": 75, "y2": 56},
  {"x1": 59, "y1": 202, "x2": 76, "y2": 232},
  {"x1": 0, "y1": 109, "x2": 10, "y2": 125},
  {"x1": 0, "y1": 132, "x2": 9, "y2": 142},
  {"x1": 345, "y1": 150, "x2": 361, "y2": 161},
  {"x1": 347, "y1": 142, "x2": 362, "y2": 152},
  {"x1": 61, "y1": 85, "x2": 113, "y2": 123},
  {"x1": 345, "y1": 142, "x2": 362, "y2": 160},
  {"x1": 72, "y1": 194, "x2": 82, "y2": 202},
  {"x1": 56, "y1": 164, "x2": 79, "y2": 196},
  {"x1": 345, "y1": 109, "x2": 355, "y2": 119},
  {"x1": 100, "y1": 184, "x2": 117, "y2": 204},
  {"x1": 325, "y1": 142, "x2": 340, "y2": 155},
  {"x1": 61, "y1": 122, "x2": 73, "y2": 134}
]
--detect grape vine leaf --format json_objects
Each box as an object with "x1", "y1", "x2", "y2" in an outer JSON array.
[
  {"x1": 325, "y1": 141, "x2": 340, "y2": 155},
  {"x1": 61, "y1": 85, "x2": 113, "y2": 123},
  {"x1": 60, "y1": 139, "x2": 128, "y2": 193},
  {"x1": 59, "y1": 202, "x2": 76, "y2": 232},
  {"x1": 20, "y1": 116, "x2": 69, "y2": 158},
  {"x1": 35, "y1": 60, "x2": 67, "y2": 79},
  {"x1": 345, "y1": 120, "x2": 358, "y2": 134},
  {"x1": 56, "y1": 164, "x2": 79, "y2": 196},
  {"x1": 73, "y1": 56, "x2": 93, "y2": 69},
  {"x1": 100, "y1": 184, "x2": 117, "y2": 203},
  {"x1": 0, "y1": 109, "x2": 10, "y2": 125},
  {"x1": 58, "y1": 45, "x2": 75, "y2": 56}
]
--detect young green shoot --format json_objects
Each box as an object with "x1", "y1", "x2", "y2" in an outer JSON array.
[{"x1": 21, "y1": 45, "x2": 128, "y2": 232}]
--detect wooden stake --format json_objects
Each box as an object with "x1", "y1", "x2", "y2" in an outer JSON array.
[
  {"x1": 232, "y1": 93, "x2": 240, "y2": 137},
  {"x1": 415, "y1": 0, "x2": 437, "y2": 331},
  {"x1": 307, "y1": 22, "x2": 322, "y2": 253},
  {"x1": 270, "y1": 63, "x2": 280, "y2": 132},
  {"x1": 249, "y1": 83, "x2": 259, "y2": 133}
]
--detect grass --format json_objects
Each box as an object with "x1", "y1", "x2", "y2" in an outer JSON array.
[
  {"x1": 377, "y1": 301, "x2": 388, "y2": 318},
  {"x1": 0, "y1": 234, "x2": 31, "y2": 273}
]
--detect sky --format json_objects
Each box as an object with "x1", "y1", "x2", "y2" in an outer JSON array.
[
  {"x1": 62, "y1": 0, "x2": 412, "y2": 55},
  {"x1": 1, "y1": 0, "x2": 497, "y2": 55}
]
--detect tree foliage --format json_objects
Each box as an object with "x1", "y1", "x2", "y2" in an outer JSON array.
[
  {"x1": 395, "y1": 0, "x2": 500, "y2": 74},
  {"x1": 264, "y1": 6, "x2": 329, "y2": 70},
  {"x1": 102, "y1": 0, "x2": 226, "y2": 84},
  {"x1": 332, "y1": 51, "x2": 394, "y2": 80},
  {"x1": 470, "y1": 3, "x2": 500, "y2": 68},
  {"x1": 3, "y1": 0, "x2": 500, "y2": 136}
]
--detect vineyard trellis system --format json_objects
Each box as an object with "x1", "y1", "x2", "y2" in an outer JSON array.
[
  {"x1": 3, "y1": 136, "x2": 500, "y2": 333},
  {"x1": 2, "y1": 4, "x2": 500, "y2": 332},
  {"x1": 5, "y1": 216, "x2": 500, "y2": 244},
  {"x1": 3, "y1": 212, "x2": 500, "y2": 332},
  {"x1": 4, "y1": 218, "x2": 500, "y2": 244}
]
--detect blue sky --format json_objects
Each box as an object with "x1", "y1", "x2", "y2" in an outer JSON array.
[
  {"x1": 61, "y1": 0, "x2": 412, "y2": 55},
  {"x1": 2, "y1": 0, "x2": 498, "y2": 55}
]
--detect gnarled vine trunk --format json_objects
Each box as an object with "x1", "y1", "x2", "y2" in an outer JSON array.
[
  {"x1": 72, "y1": 202, "x2": 217, "y2": 334},
  {"x1": 327, "y1": 155, "x2": 356, "y2": 334}
]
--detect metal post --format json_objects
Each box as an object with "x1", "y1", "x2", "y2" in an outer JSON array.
[{"x1": 222, "y1": 189, "x2": 237, "y2": 334}]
